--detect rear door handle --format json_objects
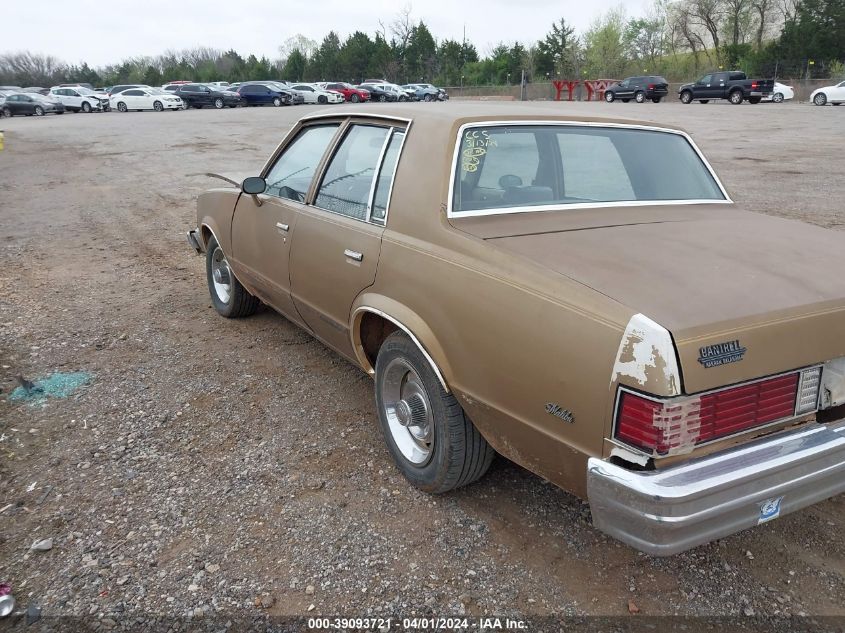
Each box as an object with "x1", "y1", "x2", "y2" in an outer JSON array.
[
  {"x1": 276, "y1": 222, "x2": 289, "y2": 232},
  {"x1": 344, "y1": 249, "x2": 363, "y2": 262}
]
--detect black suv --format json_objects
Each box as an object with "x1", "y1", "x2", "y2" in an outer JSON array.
[
  {"x1": 175, "y1": 84, "x2": 243, "y2": 109},
  {"x1": 604, "y1": 76, "x2": 669, "y2": 103}
]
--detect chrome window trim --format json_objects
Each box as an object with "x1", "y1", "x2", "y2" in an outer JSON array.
[
  {"x1": 446, "y1": 120, "x2": 733, "y2": 219},
  {"x1": 371, "y1": 128, "x2": 408, "y2": 227},
  {"x1": 365, "y1": 130, "x2": 394, "y2": 222},
  {"x1": 611, "y1": 365, "x2": 823, "y2": 459},
  {"x1": 352, "y1": 306, "x2": 449, "y2": 392}
]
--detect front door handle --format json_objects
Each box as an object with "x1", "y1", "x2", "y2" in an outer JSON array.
[
  {"x1": 276, "y1": 222, "x2": 289, "y2": 232},
  {"x1": 344, "y1": 249, "x2": 363, "y2": 262}
]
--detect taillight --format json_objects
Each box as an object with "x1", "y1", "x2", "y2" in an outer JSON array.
[
  {"x1": 615, "y1": 368, "x2": 819, "y2": 456},
  {"x1": 648, "y1": 84, "x2": 655, "y2": 89},
  {"x1": 751, "y1": 81, "x2": 759, "y2": 89}
]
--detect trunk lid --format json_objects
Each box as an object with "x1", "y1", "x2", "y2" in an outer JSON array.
[{"x1": 453, "y1": 205, "x2": 845, "y2": 393}]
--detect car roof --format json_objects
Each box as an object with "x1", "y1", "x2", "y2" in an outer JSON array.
[{"x1": 299, "y1": 102, "x2": 688, "y2": 134}]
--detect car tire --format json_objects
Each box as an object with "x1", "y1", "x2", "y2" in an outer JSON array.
[
  {"x1": 378, "y1": 94, "x2": 387, "y2": 102},
  {"x1": 374, "y1": 331, "x2": 494, "y2": 494},
  {"x1": 652, "y1": 97, "x2": 662, "y2": 103},
  {"x1": 213, "y1": 98, "x2": 224, "y2": 109},
  {"x1": 117, "y1": 102, "x2": 127, "y2": 112},
  {"x1": 351, "y1": 93, "x2": 360, "y2": 103},
  {"x1": 729, "y1": 89, "x2": 744, "y2": 104},
  {"x1": 424, "y1": 93, "x2": 433, "y2": 102},
  {"x1": 2, "y1": 107, "x2": 10, "y2": 117},
  {"x1": 34, "y1": 106, "x2": 44, "y2": 116},
  {"x1": 183, "y1": 101, "x2": 190, "y2": 110},
  {"x1": 814, "y1": 92, "x2": 827, "y2": 106},
  {"x1": 153, "y1": 101, "x2": 163, "y2": 112},
  {"x1": 635, "y1": 91, "x2": 646, "y2": 103},
  {"x1": 680, "y1": 90, "x2": 693, "y2": 104},
  {"x1": 317, "y1": 95, "x2": 327, "y2": 104},
  {"x1": 748, "y1": 96, "x2": 761, "y2": 104},
  {"x1": 82, "y1": 101, "x2": 92, "y2": 113},
  {"x1": 206, "y1": 236, "x2": 259, "y2": 318},
  {"x1": 605, "y1": 91, "x2": 615, "y2": 102},
  {"x1": 272, "y1": 97, "x2": 281, "y2": 107},
  {"x1": 772, "y1": 92, "x2": 784, "y2": 103}
]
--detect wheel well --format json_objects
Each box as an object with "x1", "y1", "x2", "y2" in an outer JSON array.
[
  {"x1": 201, "y1": 225, "x2": 213, "y2": 248},
  {"x1": 359, "y1": 312, "x2": 399, "y2": 369}
]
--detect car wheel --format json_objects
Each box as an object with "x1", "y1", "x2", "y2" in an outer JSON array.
[
  {"x1": 729, "y1": 90, "x2": 743, "y2": 104},
  {"x1": 680, "y1": 90, "x2": 693, "y2": 104},
  {"x1": 605, "y1": 91, "x2": 615, "y2": 102},
  {"x1": 2, "y1": 107, "x2": 10, "y2": 117},
  {"x1": 153, "y1": 101, "x2": 163, "y2": 112},
  {"x1": 424, "y1": 93, "x2": 433, "y2": 102},
  {"x1": 635, "y1": 91, "x2": 646, "y2": 103},
  {"x1": 350, "y1": 93, "x2": 360, "y2": 103},
  {"x1": 652, "y1": 97, "x2": 662, "y2": 103},
  {"x1": 213, "y1": 98, "x2": 224, "y2": 109},
  {"x1": 34, "y1": 106, "x2": 44, "y2": 116},
  {"x1": 814, "y1": 92, "x2": 827, "y2": 106},
  {"x1": 772, "y1": 92, "x2": 784, "y2": 103},
  {"x1": 182, "y1": 101, "x2": 190, "y2": 109},
  {"x1": 375, "y1": 331, "x2": 494, "y2": 493},
  {"x1": 206, "y1": 236, "x2": 259, "y2": 318},
  {"x1": 82, "y1": 101, "x2": 92, "y2": 113},
  {"x1": 269, "y1": 97, "x2": 280, "y2": 107},
  {"x1": 317, "y1": 95, "x2": 327, "y2": 104},
  {"x1": 378, "y1": 94, "x2": 387, "y2": 102},
  {"x1": 117, "y1": 102, "x2": 127, "y2": 112}
]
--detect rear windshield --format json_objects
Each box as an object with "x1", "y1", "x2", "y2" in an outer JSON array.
[{"x1": 451, "y1": 124, "x2": 725, "y2": 215}]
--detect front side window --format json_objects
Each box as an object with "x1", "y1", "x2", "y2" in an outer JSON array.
[
  {"x1": 315, "y1": 125, "x2": 390, "y2": 220},
  {"x1": 451, "y1": 125, "x2": 725, "y2": 215},
  {"x1": 264, "y1": 124, "x2": 339, "y2": 202}
]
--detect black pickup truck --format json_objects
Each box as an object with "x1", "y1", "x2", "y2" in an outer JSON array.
[{"x1": 678, "y1": 71, "x2": 774, "y2": 105}]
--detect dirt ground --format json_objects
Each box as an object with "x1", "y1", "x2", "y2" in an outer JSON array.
[{"x1": 1, "y1": 100, "x2": 844, "y2": 629}]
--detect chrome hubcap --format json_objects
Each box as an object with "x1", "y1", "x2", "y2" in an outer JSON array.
[
  {"x1": 211, "y1": 247, "x2": 233, "y2": 304},
  {"x1": 381, "y1": 358, "x2": 433, "y2": 465}
]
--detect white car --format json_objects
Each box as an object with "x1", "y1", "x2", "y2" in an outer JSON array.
[
  {"x1": 110, "y1": 87, "x2": 183, "y2": 112},
  {"x1": 289, "y1": 84, "x2": 344, "y2": 104},
  {"x1": 811, "y1": 80, "x2": 845, "y2": 106},
  {"x1": 50, "y1": 86, "x2": 110, "y2": 112},
  {"x1": 764, "y1": 82, "x2": 794, "y2": 103}
]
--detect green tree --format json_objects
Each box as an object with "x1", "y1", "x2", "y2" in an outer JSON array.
[
  {"x1": 282, "y1": 49, "x2": 307, "y2": 81},
  {"x1": 405, "y1": 21, "x2": 437, "y2": 81},
  {"x1": 339, "y1": 31, "x2": 374, "y2": 83},
  {"x1": 584, "y1": 9, "x2": 628, "y2": 78},
  {"x1": 536, "y1": 18, "x2": 578, "y2": 78}
]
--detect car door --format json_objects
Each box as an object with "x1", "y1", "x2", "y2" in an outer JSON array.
[
  {"x1": 615, "y1": 79, "x2": 631, "y2": 99},
  {"x1": 65, "y1": 89, "x2": 84, "y2": 110},
  {"x1": 834, "y1": 81, "x2": 845, "y2": 101},
  {"x1": 293, "y1": 85, "x2": 315, "y2": 103},
  {"x1": 289, "y1": 121, "x2": 406, "y2": 358},
  {"x1": 230, "y1": 123, "x2": 342, "y2": 326},
  {"x1": 122, "y1": 89, "x2": 143, "y2": 109}
]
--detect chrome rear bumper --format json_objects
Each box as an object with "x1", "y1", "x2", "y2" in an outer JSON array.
[
  {"x1": 187, "y1": 229, "x2": 203, "y2": 254},
  {"x1": 587, "y1": 421, "x2": 845, "y2": 556}
]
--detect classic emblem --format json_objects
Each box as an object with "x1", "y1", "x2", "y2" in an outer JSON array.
[
  {"x1": 545, "y1": 403, "x2": 574, "y2": 423},
  {"x1": 758, "y1": 496, "x2": 783, "y2": 524},
  {"x1": 698, "y1": 339, "x2": 746, "y2": 368}
]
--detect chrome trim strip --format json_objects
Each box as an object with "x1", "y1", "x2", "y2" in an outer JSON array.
[
  {"x1": 352, "y1": 306, "x2": 449, "y2": 392},
  {"x1": 300, "y1": 112, "x2": 413, "y2": 124},
  {"x1": 446, "y1": 120, "x2": 733, "y2": 219},
  {"x1": 612, "y1": 365, "x2": 823, "y2": 459},
  {"x1": 376, "y1": 129, "x2": 408, "y2": 228},
  {"x1": 365, "y1": 128, "x2": 394, "y2": 222}
]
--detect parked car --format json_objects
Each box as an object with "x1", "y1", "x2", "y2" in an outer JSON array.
[
  {"x1": 21, "y1": 87, "x2": 50, "y2": 95},
  {"x1": 402, "y1": 83, "x2": 439, "y2": 102},
  {"x1": 289, "y1": 84, "x2": 344, "y2": 104},
  {"x1": 810, "y1": 80, "x2": 845, "y2": 106},
  {"x1": 605, "y1": 75, "x2": 669, "y2": 103},
  {"x1": 415, "y1": 83, "x2": 449, "y2": 101},
  {"x1": 207, "y1": 81, "x2": 230, "y2": 88},
  {"x1": 50, "y1": 86, "x2": 110, "y2": 112},
  {"x1": 322, "y1": 82, "x2": 370, "y2": 103},
  {"x1": 764, "y1": 82, "x2": 795, "y2": 103},
  {"x1": 110, "y1": 87, "x2": 183, "y2": 112},
  {"x1": 358, "y1": 83, "x2": 398, "y2": 102},
  {"x1": 678, "y1": 71, "x2": 774, "y2": 104},
  {"x1": 2, "y1": 93, "x2": 65, "y2": 116},
  {"x1": 185, "y1": 104, "x2": 845, "y2": 556},
  {"x1": 175, "y1": 84, "x2": 243, "y2": 109},
  {"x1": 109, "y1": 84, "x2": 149, "y2": 96},
  {"x1": 236, "y1": 83, "x2": 292, "y2": 107}
]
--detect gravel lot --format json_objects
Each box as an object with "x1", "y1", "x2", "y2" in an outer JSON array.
[{"x1": 1, "y1": 100, "x2": 844, "y2": 629}]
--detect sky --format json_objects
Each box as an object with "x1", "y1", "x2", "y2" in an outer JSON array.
[{"x1": 5, "y1": 0, "x2": 652, "y2": 67}]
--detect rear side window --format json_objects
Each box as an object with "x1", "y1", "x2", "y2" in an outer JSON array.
[
  {"x1": 315, "y1": 125, "x2": 391, "y2": 221},
  {"x1": 451, "y1": 125, "x2": 725, "y2": 215},
  {"x1": 264, "y1": 125, "x2": 339, "y2": 202}
]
